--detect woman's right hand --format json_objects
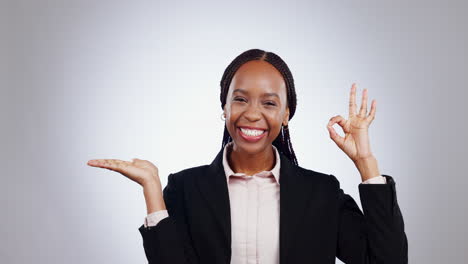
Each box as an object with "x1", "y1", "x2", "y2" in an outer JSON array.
[
  {"x1": 87, "y1": 158, "x2": 161, "y2": 188},
  {"x1": 87, "y1": 158, "x2": 167, "y2": 214}
]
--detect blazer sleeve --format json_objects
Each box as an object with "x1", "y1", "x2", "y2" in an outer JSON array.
[
  {"x1": 333, "y1": 174, "x2": 408, "y2": 264},
  {"x1": 138, "y1": 173, "x2": 200, "y2": 264}
]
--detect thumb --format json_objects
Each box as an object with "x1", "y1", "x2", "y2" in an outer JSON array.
[
  {"x1": 327, "y1": 125, "x2": 344, "y2": 148},
  {"x1": 131, "y1": 158, "x2": 145, "y2": 165}
]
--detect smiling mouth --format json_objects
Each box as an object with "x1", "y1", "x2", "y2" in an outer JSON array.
[{"x1": 237, "y1": 127, "x2": 267, "y2": 142}]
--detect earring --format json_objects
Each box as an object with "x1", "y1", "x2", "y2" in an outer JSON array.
[
  {"x1": 282, "y1": 124, "x2": 288, "y2": 134},
  {"x1": 221, "y1": 112, "x2": 226, "y2": 121}
]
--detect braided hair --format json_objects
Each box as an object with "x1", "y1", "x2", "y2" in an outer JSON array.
[{"x1": 219, "y1": 48, "x2": 299, "y2": 166}]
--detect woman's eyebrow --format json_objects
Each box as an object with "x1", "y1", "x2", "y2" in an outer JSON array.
[{"x1": 233, "y1": 88, "x2": 280, "y2": 98}]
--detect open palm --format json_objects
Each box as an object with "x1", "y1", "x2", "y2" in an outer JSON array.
[
  {"x1": 327, "y1": 83, "x2": 377, "y2": 163},
  {"x1": 87, "y1": 158, "x2": 160, "y2": 187}
]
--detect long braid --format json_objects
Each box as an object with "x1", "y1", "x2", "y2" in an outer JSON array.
[{"x1": 219, "y1": 49, "x2": 299, "y2": 166}]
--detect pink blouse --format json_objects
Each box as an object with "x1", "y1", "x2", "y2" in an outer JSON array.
[{"x1": 144, "y1": 142, "x2": 386, "y2": 264}]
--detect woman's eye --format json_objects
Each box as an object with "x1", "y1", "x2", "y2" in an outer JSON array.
[{"x1": 233, "y1": 98, "x2": 275, "y2": 106}]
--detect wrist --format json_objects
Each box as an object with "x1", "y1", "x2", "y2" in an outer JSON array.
[
  {"x1": 142, "y1": 176, "x2": 160, "y2": 188},
  {"x1": 354, "y1": 156, "x2": 381, "y2": 182},
  {"x1": 142, "y1": 182, "x2": 166, "y2": 214}
]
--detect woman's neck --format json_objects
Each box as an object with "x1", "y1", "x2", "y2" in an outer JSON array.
[{"x1": 227, "y1": 143, "x2": 276, "y2": 175}]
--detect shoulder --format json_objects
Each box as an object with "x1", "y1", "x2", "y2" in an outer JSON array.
[
  {"x1": 295, "y1": 165, "x2": 340, "y2": 190},
  {"x1": 166, "y1": 164, "x2": 210, "y2": 183},
  {"x1": 175, "y1": 164, "x2": 209, "y2": 176}
]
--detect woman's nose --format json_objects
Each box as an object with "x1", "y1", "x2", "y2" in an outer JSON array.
[{"x1": 243, "y1": 103, "x2": 262, "y2": 121}]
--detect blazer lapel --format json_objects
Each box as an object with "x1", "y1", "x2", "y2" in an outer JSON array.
[
  {"x1": 196, "y1": 145, "x2": 315, "y2": 264},
  {"x1": 196, "y1": 147, "x2": 232, "y2": 256},
  {"x1": 278, "y1": 151, "x2": 313, "y2": 264}
]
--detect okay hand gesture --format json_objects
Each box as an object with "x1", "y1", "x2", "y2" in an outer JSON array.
[{"x1": 327, "y1": 83, "x2": 377, "y2": 163}]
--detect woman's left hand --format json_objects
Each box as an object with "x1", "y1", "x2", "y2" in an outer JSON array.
[{"x1": 327, "y1": 83, "x2": 377, "y2": 163}]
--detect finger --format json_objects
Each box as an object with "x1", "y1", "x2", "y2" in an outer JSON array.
[
  {"x1": 359, "y1": 88, "x2": 368, "y2": 117},
  {"x1": 367, "y1": 99, "x2": 376, "y2": 121},
  {"x1": 327, "y1": 123, "x2": 345, "y2": 148},
  {"x1": 328, "y1": 115, "x2": 348, "y2": 133},
  {"x1": 327, "y1": 115, "x2": 344, "y2": 127},
  {"x1": 336, "y1": 115, "x2": 347, "y2": 129},
  {"x1": 132, "y1": 158, "x2": 145, "y2": 165},
  {"x1": 349, "y1": 83, "x2": 357, "y2": 118},
  {"x1": 327, "y1": 116, "x2": 345, "y2": 148},
  {"x1": 88, "y1": 159, "x2": 131, "y2": 173}
]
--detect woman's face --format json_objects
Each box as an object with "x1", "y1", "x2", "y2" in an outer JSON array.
[{"x1": 224, "y1": 60, "x2": 290, "y2": 154}]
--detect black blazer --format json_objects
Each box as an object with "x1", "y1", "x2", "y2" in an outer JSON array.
[{"x1": 138, "y1": 146, "x2": 408, "y2": 264}]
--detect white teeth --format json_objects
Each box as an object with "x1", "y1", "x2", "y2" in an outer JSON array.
[{"x1": 240, "y1": 128, "x2": 265, "y2": 137}]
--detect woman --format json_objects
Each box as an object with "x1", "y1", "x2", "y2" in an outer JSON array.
[{"x1": 87, "y1": 49, "x2": 408, "y2": 264}]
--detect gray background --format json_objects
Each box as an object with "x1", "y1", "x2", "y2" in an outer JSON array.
[{"x1": 1, "y1": 0, "x2": 467, "y2": 263}]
